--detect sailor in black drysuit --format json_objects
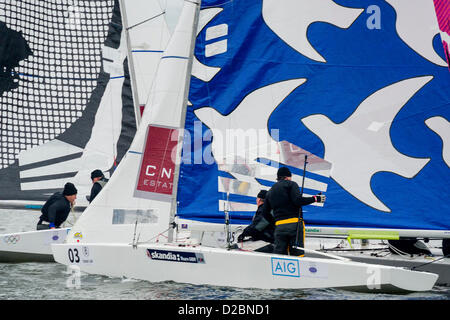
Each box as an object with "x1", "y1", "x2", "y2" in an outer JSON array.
[
  {"x1": 443, "y1": 239, "x2": 450, "y2": 256},
  {"x1": 87, "y1": 169, "x2": 108, "y2": 203},
  {"x1": 262, "y1": 167, "x2": 325, "y2": 256},
  {"x1": 36, "y1": 182, "x2": 77, "y2": 230},
  {"x1": 237, "y1": 190, "x2": 275, "y2": 253}
]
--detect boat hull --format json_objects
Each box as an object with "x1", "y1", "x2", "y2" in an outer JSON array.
[
  {"x1": 305, "y1": 238, "x2": 450, "y2": 286},
  {"x1": 0, "y1": 228, "x2": 69, "y2": 262},
  {"x1": 335, "y1": 252, "x2": 450, "y2": 286},
  {"x1": 52, "y1": 242, "x2": 438, "y2": 292}
]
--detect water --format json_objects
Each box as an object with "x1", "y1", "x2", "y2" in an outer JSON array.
[{"x1": 1, "y1": 209, "x2": 450, "y2": 300}]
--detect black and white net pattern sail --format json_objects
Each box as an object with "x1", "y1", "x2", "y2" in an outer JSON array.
[{"x1": 0, "y1": 0, "x2": 136, "y2": 204}]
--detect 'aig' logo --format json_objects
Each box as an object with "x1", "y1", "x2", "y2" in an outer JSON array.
[{"x1": 271, "y1": 257, "x2": 300, "y2": 277}]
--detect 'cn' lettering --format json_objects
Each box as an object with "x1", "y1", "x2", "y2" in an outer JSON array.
[
  {"x1": 145, "y1": 165, "x2": 172, "y2": 179},
  {"x1": 161, "y1": 167, "x2": 172, "y2": 179},
  {"x1": 146, "y1": 165, "x2": 156, "y2": 176}
]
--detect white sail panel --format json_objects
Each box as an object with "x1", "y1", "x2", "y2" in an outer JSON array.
[
  {"x1": 66, "y1": 0, "x2": 200, "y2": 244},
  {"x1": 120, "y1": 0, "x2": 171, "y2": 119}
]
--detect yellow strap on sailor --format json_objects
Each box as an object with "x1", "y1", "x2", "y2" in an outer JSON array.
[{"x1": 275, "y1": 217, "x2": 299, "y2": 226}]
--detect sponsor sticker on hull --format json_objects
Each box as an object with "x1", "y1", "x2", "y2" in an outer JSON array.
[
  {"x1": 135, "y1": 125, "x2": 179, "y2": 202},
  {"x1": 147, "y1": 249, "x2": 205, "y2": 264},
  {"x1": 3, "y1": 235, "x2": 20, "y2": 245},
  {"x1": 302, "y1": 261, "x2": 328, "y2": 278},
  {"x1": 45, "y1": 229, "x2": 67, "y2": 245},
  {"x1": 271, "y1": 257, "x2": 300, "y2": 278}
]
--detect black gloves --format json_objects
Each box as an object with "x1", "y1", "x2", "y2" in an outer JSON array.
[
  {"x1": 237, "y1": 226, "x2": 257, "y2": 242},
  {"x1": 314, "y1": 194, "x2": 326, "y2": 203}
]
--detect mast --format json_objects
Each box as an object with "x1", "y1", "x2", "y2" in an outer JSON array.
[
  {"x1": 118, "y1": 0, "x2": 143, "y2": 127},
  {"x1": 167, "y1": 0, "x2": 201, "y2": 243}
]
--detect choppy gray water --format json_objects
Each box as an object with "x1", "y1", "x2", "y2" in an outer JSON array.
[{"x1": 1, "y1": 209, "x2": 449, "y2": 300}]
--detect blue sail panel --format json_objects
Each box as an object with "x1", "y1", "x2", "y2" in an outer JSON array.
[{"x1": 177, "y1": 0, "x2": 450, "y2": 231}]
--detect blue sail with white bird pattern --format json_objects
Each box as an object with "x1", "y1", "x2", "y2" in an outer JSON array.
[{"x1": 176, "y1": 0, "x2": 450, "y2": 232}]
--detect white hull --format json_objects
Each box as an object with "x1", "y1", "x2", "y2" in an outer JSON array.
[
  {"x1": 0, "y1": 228, "x2": 69, "y2": 262},
  {"x1": 335, "y1": 252, "x2": 450, "y2": 286},
  {"x1": 186, "y1": 223, "x2": 450, "y2": 286},
  {"x1": 52, "y1": 242, "x2": 438, "y2": 292},
  {"x1": 305, "y1": 238, "x2": 450, "y2": 286}
]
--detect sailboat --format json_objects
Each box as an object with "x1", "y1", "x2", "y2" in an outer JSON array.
[
  {"x1": 51, "y1": 0, "x2": 445, "y2": 292},
  {"x1": 0, "y1": 0, "x2": 170, "y2": 262}
]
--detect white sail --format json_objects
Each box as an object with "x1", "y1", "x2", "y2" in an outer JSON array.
[
  {"x1": 120, "y1": 0, "x2": 171, "y2": 125},
  {"x1": 65, "y1": 0, "x2": 199, "y2": 244}
]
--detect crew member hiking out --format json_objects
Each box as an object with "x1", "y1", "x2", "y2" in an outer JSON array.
[
  {"x1": 36, "y1": 182, "x2": 77, "y2": 230},
  {"x1": 237, "y1": 189, "x2": 275, "y2": 253},
  {"x1": 88, "y1": 169, "x2": 108, "y2": 203},
  {"x1": 262, "y1": 167, "x2": 325, "y2": 256}
]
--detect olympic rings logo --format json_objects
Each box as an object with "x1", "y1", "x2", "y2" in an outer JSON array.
[{"x1": 3, "y1": 235, "x2": 20, "y2": 245}]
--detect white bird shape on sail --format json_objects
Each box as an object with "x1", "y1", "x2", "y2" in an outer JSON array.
[
  {"x1": 262, "y1": 0, "x2": 363, "y2": 63},
  {"x1": 191, "y1": 8, "x2": 223, "y2": 82},
  {"x1": 301, "y1": 76, "x2": 433, "y2": 212},
  {"x1": 385, "y1": 0, "x2": 448, "y2": 67},
  {"x1": 194, "y1": 78, "x2": 306, "y2": 165},
  {"x1": 425, "y1": 116, "x2": 450, "y2": 167}
]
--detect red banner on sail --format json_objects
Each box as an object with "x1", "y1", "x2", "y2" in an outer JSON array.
[{"x1": 136, "y1": 125, "x2": 179, "y2": 198}]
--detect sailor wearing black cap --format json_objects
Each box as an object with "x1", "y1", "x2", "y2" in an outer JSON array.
[
  {"x1": 262, "y1": 167, "x2": 325, "y2": 256},
  {"x1": 237, "y1": 190, "x2": 275, "y2": 252},
  {"x1": 87, "y1": 169, "x2": 108, "y2": 203},
  {"x1": 36, "y1": 182, "x2": 78, "y2": 230}
]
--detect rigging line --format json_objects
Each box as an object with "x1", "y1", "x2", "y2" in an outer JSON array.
[
  {"x1": 321, "y1": 247, "x2": 390, "y2": 252},
  {"x1": 382, "y1": 239, "x2": 410, "y2": 257},
  {"x1": 387, "y1": 242, "x2": 414, "y2": 258},
  {"x1": 107, "y1": 77, "x2": 117, "y2": 172},
  {"x1": 126, "y1": 11, "x2": 166, "y2": 31},
  {"x1": 138, "y1": 226, "x2": 172, "y2": 244},
  {"x1": 185, "y1": 0, "x2": 201, "y2": 6},
  {"x1": 410, "y1": 254, "x2": 450, "y2": 270},
  {"x1": 135, "y1": 20, "x2": 170, "y2": 110}
]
